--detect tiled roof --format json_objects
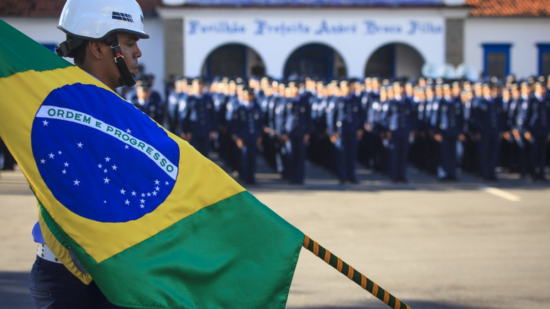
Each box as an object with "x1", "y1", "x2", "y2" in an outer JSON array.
[
  {"x1": 0, "y1": 0, "x2": 161, "y2": 17},
  {"x1": 466, "y1": 0, "x2": 550, "y2": 17}
]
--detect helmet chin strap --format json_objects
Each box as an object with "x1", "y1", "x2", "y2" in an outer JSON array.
[{"x1": 104, "y1": 34, "x2": 136, "y2": 88}]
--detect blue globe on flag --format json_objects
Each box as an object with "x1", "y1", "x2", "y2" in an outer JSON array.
[{"x1": 31, "y1": 84, "x2": 180, "y2": 223}]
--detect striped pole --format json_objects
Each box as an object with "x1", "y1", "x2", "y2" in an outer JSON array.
[{"x1": 303, "y1": 235, "x2": 411, "y2": 309}]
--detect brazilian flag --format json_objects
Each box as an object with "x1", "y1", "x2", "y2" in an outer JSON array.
[{"x1": 0, "y1": 20, "x2": 304, "y2": 308}]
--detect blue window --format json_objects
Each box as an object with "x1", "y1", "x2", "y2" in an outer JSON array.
[
  {"x1": 41, "y1": 43, "x2": 57, "y2": 53},
  {"x1": 482, "y1": 44, "x2": 511, "y2": 79},
  {"x1": 537, "y1": 44, "x2": 550, "y2": 77}
]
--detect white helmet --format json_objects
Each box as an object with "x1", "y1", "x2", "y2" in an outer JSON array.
[
  {"x1": 58, "y1": 0, "x2": 149, "y2": 40},
  {"x1": 56, "y1": 0, "x2": 149, "y2": 87}
]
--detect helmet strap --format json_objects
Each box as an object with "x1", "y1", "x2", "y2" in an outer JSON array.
[
  {"x1": 104, "y1": 34, "x2": 136, "y2": 88},
  {"x1": 56, "y1": 36, "x2": 85, "y2": 58}
]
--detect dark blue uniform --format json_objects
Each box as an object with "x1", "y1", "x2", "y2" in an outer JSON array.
[
  {"x1": 181, "y1": 94, "x2": 215, "y2": 157},
  {"x1": 476, "y1": 96, "x2": 505, "y2": 181},
  {"x1": 329, "y1": 94, "x2": 363, "y2": 183},
  {"x1": 365, "y1": 92, "x2": 384, "y2": 172},
  {"x1": 513, "y1": 95, "x2": 530, "y2": 178},
  {"x1": 131, "y1": 90, "x2": 163, "y2": 124},
  {"x1": 433, "y1": 96, "x2": 464, "y2": 180},
  {"x1": 385, "y1": 96, "x2": 415, "y2": 182},
  {"x1": 284, "y1": 95, "x2": 312, "y2": 184},
  {"x1": 274, "y1": 95, "x2": 289, "y2": 178},
  {"x1": 166, "y1": 90, "x2": 180, "y2": 133},
  {"x1": 235, "y1": 101, "x2": 263, "y2": 184},
  {"x1": 526, "y1": 94, "x2": 550, "y2": 180}
]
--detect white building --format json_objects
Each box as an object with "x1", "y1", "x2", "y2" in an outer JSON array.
[{"x1": 2, "y1": 0, "x2": 550, "y2": 96}]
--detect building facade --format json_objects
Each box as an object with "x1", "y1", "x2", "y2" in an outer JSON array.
[{"x1": 2, "y1": 0, "x2": 549, "y2": 97}]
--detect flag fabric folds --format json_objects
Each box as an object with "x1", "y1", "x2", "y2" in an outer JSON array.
[{"x1": 0, "y1": 20, "x2": 304, "y2": 309}]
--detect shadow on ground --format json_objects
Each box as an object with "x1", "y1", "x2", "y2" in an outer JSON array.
[
  {"x1": 212, "y1": 152, "x2": 550, "y2": 193},
  {"x1": 0, "y1": 271, "x2": 32, "y2": 309},
  {"x1": 290, "y1": 301, "x2": 509, "y2": 309}
]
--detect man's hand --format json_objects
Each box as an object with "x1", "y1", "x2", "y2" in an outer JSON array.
[
  {"x1": 434, "y1": 134, "x2": 442, "y2": 142},
  {"x1": 264, "y1": 127, "x2": 270, "y2": 134},
  {"x1": 357, "y1": 129, "x2": 364, "y2": 140},
  {"x1": 209, "y1": 131, "x2": 216, "y2": 140},
  {"x1": 512, "y1": 129, "x2": 520, "y2": 140},
  {"x1": 236, "y1": 138, "x2": 243, "y2": 149},
  {"x1": 257, "y1": 137, "x2": 263, "y2": 148},
  {"x1": 502, "y1": 131, "x2": 511, "y2": 140},
  {"x1": 330, "y1": 133, "x2": 339, "y2": 144},
  {"x1": 459, "y1": 134, "x2": 466, "y2": 142},
  {"x1": 524, "y1": 131, "x2": 532, "y2": 141},
  {"x1": 280, "y1": 134, "x2": 289, "y2": 143},
  {"x1": 387, "y1": 131, "x2": 392, "y2": 141},
  {"x1": 304, "y1": 134, "x2": 310, "y2": 144},
  {"x1": 364, "y1": 124, "x2": 371, "y2": 132}
]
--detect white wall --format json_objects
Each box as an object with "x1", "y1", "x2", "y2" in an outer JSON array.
[
  {"x1": 3, "y1": 17, "x2": 165, "y2": 99},
  {"x1": 162, "y1": 8, "x2": 446, "y2": 78},
  {"x1": 465, "y1": 18, "x2": 550, "y2": 79}
]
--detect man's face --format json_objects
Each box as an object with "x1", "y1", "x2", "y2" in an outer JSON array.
[
  {"x1": 118, "y1": 33, "x2": 141, "y2": 77},
  {"x1": 101, "y1": 32, "x2": 142, "y2": 88}
]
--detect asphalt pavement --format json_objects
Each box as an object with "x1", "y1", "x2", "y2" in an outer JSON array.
[{"x1": 1, "y1": 156, "x2": 549, "y2": 309}]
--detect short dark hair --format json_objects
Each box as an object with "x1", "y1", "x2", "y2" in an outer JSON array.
[{"x1": 73, "y1": 40, "x2": 89, "y2": 66}]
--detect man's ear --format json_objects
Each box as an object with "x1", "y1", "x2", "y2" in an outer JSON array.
[{"x1": 88, "y1": 41, "x2": 104, "y2": 60}]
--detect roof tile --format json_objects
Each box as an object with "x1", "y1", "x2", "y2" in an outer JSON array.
[{"x1": 466, "y1": 0, "x2": 550, "y2": 17}]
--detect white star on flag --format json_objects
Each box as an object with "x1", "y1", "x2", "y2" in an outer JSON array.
[
  {"x1": 58, "y1": 151, "x2": 62, "y2": 155},
  {"x1": 125, "y1": 145, "x2": 129, "y2": 150},
  {"x1": 140, "y1": 205, "x2": 145, "y2": 209},
  {"x1": 155, "y1": 186, "x2": 160, "y2": 191},
  {"x1": 155, "y1": 180, "x2": 160, "y2": 185},
  {"x1": 120, "y1": 189, "x2": 126, "y2": 195},
  {"x1": 125, "y1": 200, "x2": 130, "y2": 205},
  {"x1": 153, "y1": 191, "x2": 158, "y2": 196},
  {"x1": 74, "y1": 179, "x2": 80, "y2": 186},
  {"x1": 77, "y1": 142, "x2": 83, "y2": 148},
  {"x1": 104, "y1": 169, "x2": 108, "y2": 173},
  {"x1": 105, "y1": 157, "x2": 111, "y2": 162},
  {"x1": 40, "y1": 159, "x2": 46, "y2": 164},
  {"x1": 104, "y1": 200, "x2": 107, "y2": 204},
  {"x1": 147, "y1": 193, "x2": 151, "y2": 197},
  {"x1": 165, "y1": 181, "x2": 169, "y2": 185},
  {"x1": 104, "y1": 177, "x2": 110, "y2": 184},
  {"x1": 64, "y1": 162, "x2": 69, "y2": 167},
  {"x1": 48, "y1": 153, "x2": 55, "y2": 159},
  {"x1": 98, "y1": 164, "x2": 102, "y2": 168},
  {"x1": 62, "y1": 169, "x2": 67, "y2": 174},
  {"x1": 132, "y1": 191, "x2": 136, "y2": 196},
  {"x1": 112, "y1": 165, "x2": 118, "y2": 171},
  {"x1": 126, "y1": 129, "x2": 132, "y2": 134},
  {"x1": 140, "y1": 199, "x2": 145, "y2": 204},
  {"x1": 42, "y1": 120, "x2": 49, "y2": 126},
  {"x1": 141, "y1": 193, "x2": 145, "y2": 197}
]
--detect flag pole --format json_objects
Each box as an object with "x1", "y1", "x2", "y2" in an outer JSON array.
[{"x1": 303, "y1": 235, "x2": 411, "y2": 309}]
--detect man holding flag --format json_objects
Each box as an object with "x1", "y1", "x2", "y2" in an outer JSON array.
[{"x1": 30, "y1": 0, "x2": 149, "y2": 307}]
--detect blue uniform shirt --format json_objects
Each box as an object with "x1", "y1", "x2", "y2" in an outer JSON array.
[
  {"x1": 385, "y1": 96, "x2": 415, "y2": 137},
  {"x1": 236, "y1": 102, "x2": 263, "y2": 142},
  {"x1": 284, "y1": 96, "x2": 311, "y2": 138},
  {"x1": 332, "y1": 95, "x2": 363, "y2": 136}
]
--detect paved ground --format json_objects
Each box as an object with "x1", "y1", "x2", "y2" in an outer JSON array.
[{"x1": 1, "y1": 157, "x2": 549, "y2": 309}]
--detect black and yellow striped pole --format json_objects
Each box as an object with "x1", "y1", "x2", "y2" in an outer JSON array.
[{"x1": 303, "y1": 235, "x2": 411, "y2": 309}]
